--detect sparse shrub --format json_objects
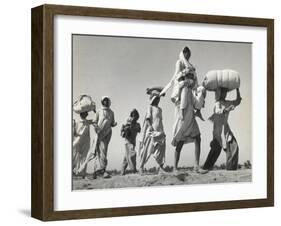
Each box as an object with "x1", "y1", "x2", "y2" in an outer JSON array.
[
  {"x1": 244, "y1": 160, "x2": 252, "y2": 169},
  {"x1": 164, "y1": 165, "x2": 173, "y2": 172}
]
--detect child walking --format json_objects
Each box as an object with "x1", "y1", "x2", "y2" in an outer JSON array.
[
  {"x1": 93, "y1": 96, "x2": 117, "y2": 178},
  {"x1": 203, "y1": 88, "x2": 242, "y2": 170},
  {"x1": 139, "y1": 87, "x2": 166, "y2": 175},
  {"x1": 120, "y1": 109, "x2": 141, "y2": 175}
]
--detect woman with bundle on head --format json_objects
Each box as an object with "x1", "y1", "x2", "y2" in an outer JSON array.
[
  {"x1": 72, "y1": 95, "x2": 96, "y2": 179},
  {"x1": 139, "y1": 87, "x2": 166, "y2": 175}
]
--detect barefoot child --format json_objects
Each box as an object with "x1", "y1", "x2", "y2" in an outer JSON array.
[
  {"x1": 139, "y1": 87, "x2": 166, "y2": 175},
  {"x1": 120, "y1": 109, "x2": 141, "y2": 175},
  {"x1": 93, "y1": 96, "x2": 117, "y2": 178},
  {"x1": 203, "y1": 88, "x2": 242, "y2": 170}
]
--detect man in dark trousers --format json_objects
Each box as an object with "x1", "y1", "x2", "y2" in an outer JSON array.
[{"x1": 203, "y1": 88, "x2": 242, "y2": 170}]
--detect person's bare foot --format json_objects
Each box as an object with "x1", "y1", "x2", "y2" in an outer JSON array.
[
  {"x1": 103, "y1": 172, "x2": 111, "y2": 179},
  {"x1": 194, "y1": 166, "x2": 208, "y2": 174},
  {"x1": 158, "y1": 166, "x2": 167, "y2": 175},
  {"x1": 173, "y1": 167, "x2": 180, "y2": 175},
  {"x1": 85, "y1": 176, "x2": 92, "y2": 181},
  {"x1": 139, "y1": 168, "x2": 145, "y2": 176}
]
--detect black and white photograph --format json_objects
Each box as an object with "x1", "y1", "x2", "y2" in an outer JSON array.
[
  {"x1": 28, "y1": 2, "x2": 274, "y2": 221},
  {"x1": 71, "y1": 34, "x2": 252, "y2": 190}
]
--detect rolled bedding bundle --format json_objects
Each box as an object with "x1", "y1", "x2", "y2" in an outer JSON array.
[
  {"x1": 202, "y1": 69, "x2": 240, "y2": 91},
  {"x1": 73, "y1": 95, "x2": 96, "y2": 114}
]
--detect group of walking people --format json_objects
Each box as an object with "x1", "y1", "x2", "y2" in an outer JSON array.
[{"x1": 72, "y1": 46, "x2": 242, "y2": 180}]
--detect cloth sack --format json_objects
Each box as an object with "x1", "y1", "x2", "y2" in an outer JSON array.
[
  {"x1": 203, "y1": 69, "x2": 240, "y2": 91},
  {"x1": 73, "y1": 95, "x2": 96, "y2": 114}
]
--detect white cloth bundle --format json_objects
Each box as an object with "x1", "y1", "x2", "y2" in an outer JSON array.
[
  {"x1": 73, "y1": 95, "x2": 96, "y2": 114},
  {"x1": 203, "y1": 69, "x2": 240, "y2": 91}
]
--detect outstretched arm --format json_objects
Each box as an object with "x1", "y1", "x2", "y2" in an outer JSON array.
[{"x1": 160, "y1": 61, "x2": 181, "y2": 96}]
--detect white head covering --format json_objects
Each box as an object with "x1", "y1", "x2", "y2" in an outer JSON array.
[
  {"x1": 101, "y1": 96, "x2": 110, "y2": 101},
  {"x1": 179, "y1": 50, "x2": 189, "y2": 68},
  {"x1": 178, "y1": 50, "x2": 198, "y2": 89}
]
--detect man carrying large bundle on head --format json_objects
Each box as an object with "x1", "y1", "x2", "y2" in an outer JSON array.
[{"x1": 202, "y1": 69, "x2": 242, "y2": 170}]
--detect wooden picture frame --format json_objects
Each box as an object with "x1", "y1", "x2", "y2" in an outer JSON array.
[{"x1": 31, "y1": 4, "x2": 274, "y2": 221}]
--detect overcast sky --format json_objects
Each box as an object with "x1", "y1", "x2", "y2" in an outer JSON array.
[{"x1": 72, "y1": 34, "x2": 252, "y2": 170}]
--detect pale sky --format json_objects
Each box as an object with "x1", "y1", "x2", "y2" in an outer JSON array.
[{"x1": 72, "y1": 34, "x2": 252, "y2": 170}]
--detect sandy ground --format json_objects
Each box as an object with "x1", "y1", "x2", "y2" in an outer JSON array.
[{"x1": 72, "y1": 169, "x2": 252, "y2": 190}]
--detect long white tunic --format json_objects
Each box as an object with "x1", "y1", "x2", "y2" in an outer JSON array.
[{"x1": 72, "y1": 119, "x2": 92, "y2": 174}]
